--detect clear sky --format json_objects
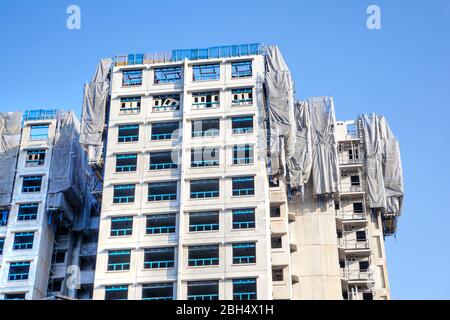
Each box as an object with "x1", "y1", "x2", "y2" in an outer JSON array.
[{"x1": 0, "y1": 0, "x2": 449, "y2": 300}]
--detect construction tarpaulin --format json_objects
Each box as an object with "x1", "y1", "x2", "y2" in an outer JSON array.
[
  {"x1": 47, "y1": 111, "x2": 87, "y2": 215},
  {"x1": 379, "y1": 116, "x2": 404, "y2": 216},
  {"x1": 287, "y1": 101, "x2": 312, "y2": 195},
  {"x1": 308, "y1": 97, "x2": 340, "y2": 196},
  {"x1": 265, "y1": 46, "x2": 296, "y2": 177},
  {"x1": 362, "y1": 114, "x2": 404, "y2": 215},
  {"x1": 80, "y1": 58, "x2": 112, "y2": 163},
  {"x1": 361, "y1": 113, "x2": 387, "y2": 209},
  {"x1": 0, "y1": 112, "x2": 22, "y2": 206}
]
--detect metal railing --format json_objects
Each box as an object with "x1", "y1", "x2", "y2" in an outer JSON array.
[
  {"x1": 336, "y1": 210, "x2": 366, "y2": 221},
  {"x1": 338, "y1": 238, "x2": 370, "y2": 250}
]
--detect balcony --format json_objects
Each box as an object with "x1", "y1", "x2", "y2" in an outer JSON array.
[
  {"x1": 336, "y1": 210, "x2": 367, "y2": 221},
  {"x1": 341, "y1": 268, "x2": 374, "y2": 283},
  {"x1": 80, "y1": 243, "x2": 97, "y2": 257},
  {"x1": 338, "y1": 238, "x2": 370, "y2": 251}
]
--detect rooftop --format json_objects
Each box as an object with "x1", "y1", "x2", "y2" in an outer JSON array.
[{"x1": 114, "y1": 43, "x2": 263, "y2": 67}]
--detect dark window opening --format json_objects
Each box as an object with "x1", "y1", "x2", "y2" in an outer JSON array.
[
  {"x1": 233, "y1": 278, "x2": 256, "y2": 300},
  {"x1": 270, "y1": 206, "x2": 281, "y2": 218},
  {"x1": 26, "y1": 150, "x2": 46, "y2": 166},
  {"x1": 117, "y1": 125, "x2": 139, "y2": 143},
  {"x1": 232, "y1": 116, "x2": 253, "y2": 134},
  {"x1": 22, "y1": 176, "x2": 42, "y2": 193},
  {"x1": 144, "y1": 247, "x2": 175, "y2": 269},
  {"x1": 232, "y1": 176, "x2": 255, "y2": 196},
  {"x1": 153, "y1": 94, "x2": 180, "y2": 112},
  {"x1": 13, "y1": 232, "x2": 34, "y2": 250},
  {"x1": 272, "y1": 268, "x2": 284, "y2": 282},
  {"x1": 356, "y1": 231, "x2": 367, "y2": 241},
  {"x1": 232, "y1": 243, "x2": 256, "y2": 264},
  {"x1": 151, "y1": 122, "x2": 179, "y2": 140},
  {"x1": 146, "y1": 214, "x2": 176, "y2": 234},
  {"x1": 142, "y1": 283, "x2": 174, "y2": 300},
  {"x1": 107, "y1": 250, "x2": 131, "y2": 271},
  {"x1": 233, "y1": 145, "x2": 253, "y2": 165},
  {"x1": 120, "y1": 96, "x2": 141, "y2": 113},
  {"x1": 105, "y1": 285, "x2": 128, "y2": 300},
  {"x1": 353, "y1": 202, "x2": 364, "y2": 213},
  {"x1": 115, "y1": 154, "x2": 137, "y2": 172},
  {"x1": 150, "y1": 151, "x2": 178, "y2": 170},
  {"x1": 148, "y1": 182, "x2": 177, "y2": 201},
  {"x1": 188, "y1": 245, "x2": 219, "y2": 267},
  {"x1": 111, "y1": 217, "x2": 133, "y2": 237},
  {"x1": 232, "y1": 88, "x2": 253, "y2": 106},
  {"x1": 113, "y1": 184, "x2": 135, "y2": 204},
  {"x1": 187, "y1": 281, "x2": 219, "y2": 300},
  {"x1": 190, "y1": 179, "x2": 219, "y2": 199},
  {"x1": 191, "y1": 119, "x2": 220, "y2": 138},
  {"x1": 189, "y1": 211, "x2": 219, "y2": 232},
  {"x1": 9, "y1": 261, "x2": 30, "y2": 281},
  {"x1": 192, "y1": 91, "x2": 220, "y2": 109},
  {"x1": 271, "y1": 236, "x2": 282, "y2": 249},
  {"x1": 191, "y1": 147, "x2": 219, "y2": 167},
  {"x1": 232, "y1": 208, "x2": 255, "y2": 229}
]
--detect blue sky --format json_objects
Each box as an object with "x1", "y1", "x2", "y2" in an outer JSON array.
[{"x1": 1, "y1": 0, "x2": 449, "y2": 299}]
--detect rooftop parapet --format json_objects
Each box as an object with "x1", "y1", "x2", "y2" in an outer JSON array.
[
  {"x1": 114, "y1": 43, "x2": 263, "y2": 67},
  {"x1": 23, "y1": 109, "x2": 57, "y2": 123}
]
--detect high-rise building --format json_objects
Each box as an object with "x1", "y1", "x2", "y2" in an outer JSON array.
[
  {"x1": 0, "y1": 110, "x2": 100, "y2": 300},
  {"x1": 86, "y1": 43, "x2": 404, "y2": 300}
]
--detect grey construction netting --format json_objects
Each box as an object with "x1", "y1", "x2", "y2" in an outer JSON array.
[
  {"x1": 265, "y1": 46, "x2": 296, "y2": 177},
  {"x1": 307, "y1": 97, "x2": 340, "y2": 196},
  {"x1": 361, "y1": 113, "x2": 404, "y2": 216},
  {"x1": 287, "y1": 101, "x2": 312, "y2": 196},
  {"x1": 47, "y1": 111, "x2": 87, "y2": 213},
  {"x1": 0, "y1": 112, "x2": 22, "y2": 206},
  {"x1": 80, "y1": 58, "x2": 112, "y2": 163}
]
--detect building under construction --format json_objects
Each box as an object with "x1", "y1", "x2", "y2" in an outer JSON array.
[{"x1": 0, "y1": 43, "x2": 404, "y2": 300}]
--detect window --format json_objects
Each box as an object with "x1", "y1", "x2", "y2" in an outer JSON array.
[
  {"x1": 232, "y1": 243, "x2": 256, "y2": 264},
  {"x1": 107, "y1": 250, "x2": 131, "y2": 271},
  {"x1": 190, "y1": 179, "x2": 219, "y2": 199},
  {"x1": 148, "y1": 182, "x2": 177, "y2": 201},
  {"x1": 120, "y1": 97, "x2": 141, "y2": 114},
  {"x1": 356, "y1": 230, "x2": 367, "y2": 241},
  {"x1": 191, "y1": 119, "x2": 220, "y2": 138},
  {"x1": 113, "y1": 184, "x2": 135, "y2": 204},
  {"x1": 232, "y1": 88, "x2": 253, "y2": 106},
  {"x1": 153, "y1": 94, "x2": 180, "y2": 112},
  {"x1": 232, "y1": 208, "x2": 255, "y2": 229},
  {"x1": 122, "y1": 70, "x2": 142, "y2": 87},
  {"x1": 3, "y1": 293, "x2": 26, "y2": 300},
  {"x1": 192, "y1": 91, "x2": 220, "y2": 109},
  {"x1": 270, "y1": 206, "x2": 281, "y2": 218},
  {"x1": 192, "y1": 64, "x2": 220, "y2": 81},
  {"x1": 353, "y1": 202, "x2": 364, "y2": 213},
  {"x1": 269, "y1": 176, "x2": 280, "y2": 188},
  {"x1": 151, "y1": 122, "x2": 179, "y2": 140},
  {"x1": 13, "y1": 232, "x2": 34, "y2": 250},
  {"x1": 351, "y1": 175, "x2": 361, "y2": 186},
  {"x1": 26, "y1": 150, "x2": 46, "y2": 166},
  {"x1": 0, "y1": 238, "x2": 4, "y2": 255},
  {"x1": 30, "y1": 125, "x2": 49, "y2": 140},
  {"x1": 233, "y1": 278, "x2": 256, "y2": 300},
  {"x1": 0, "y1": 209, "x2": 9, "y2": 226},
  {"x1": 191, "y1": 147, "x2": 219, "y2": 167},
  {"x1": 110, "y1": 217, "x2": 133, "y2": 237},
  {"x1": 232, "y1": 176, "x2": 255, "y2": 196},
  {"x1": 233, "y1": 145, "x2": 253, "y2": 165},
  {"x1": 150, "y1": 151, "x2": 178, "y2": 170},
  {"x1": 115, "y1": 154, "x2": 137, "y2": 172},
  {"x1": 187, "y1": 281, "x2": 219, "y2": 300},
  {"x1": 189, "y1": 211, "x2": 219, "y2": 232},
  {"x1": 349, "y1": 148, "x2": 359, "y2": 161},
  {"x1": 48, "y1": 279, "x2": 63, "y2": 293},
  {"x1": 232, "y1": 116, "x2": 253, "y2": 134},
  {"x1": 18, "y1": 203, "x2": 38, "y2": 221},
  {"x1": 144, "y1": 247, "x2": 175, "y2": 269},
  {"x1": 146, "y1": 214, "x2": 176, "y2": 234},
  {"x1": 142, "y1": 283, "x2": 173, "y2": 300},
  {"x1": 272, "y1": 268, "x2": 284, "y2": 282},
  {"x1": 22, "y1": 176, "x2": 42, "y2": 193},
  {"x1": 127, "y1": 53, "x2": 143, "y2": 65},
  {"x1": 154, "y1": 66, "x2": 182, "y2": 84},
  {"x1": 9, "y1": 261, "x2": 31, "y2": 281},
  {"x1": 231, "y1": 61, "x2": 252, "y2": 78},
  {"x1": 359, "y1": 261, "x2": 370, "y2": 272},
  {"x1": 362, "y1": 292, "x2": 374, "y2": 301},
  {"x1": 117, "y1": 125, "x2": 139, "y2": 143},
  {"x1": 54, "y1": 250, "x2": 66, "y2": 264},
  {"x1": 105, "y1": 285, "x2": 128, "y2": 300},
  {"x1": 271, "y1": 236, "x2": 282, "y2": 249},
  {"x1": 188, "y1": 245, "x2": 219, "y2": 267}
]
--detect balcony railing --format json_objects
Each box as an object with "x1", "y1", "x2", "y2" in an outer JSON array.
[
  {"x1": 338, "y1": 238, "x2": 370, "y2": 250},
  {"x1": 339, "y1": 156, "x2": 363, "y2": 166},
  {"x1": 340, "y1": 183, "x2": 364, "y2": 193},
  {"x1": 336, "y1": 210, "x2": 366, "y2": 221},
  {"x1": 341, "y1": 268, "x2": 374, "y2": 282}
]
